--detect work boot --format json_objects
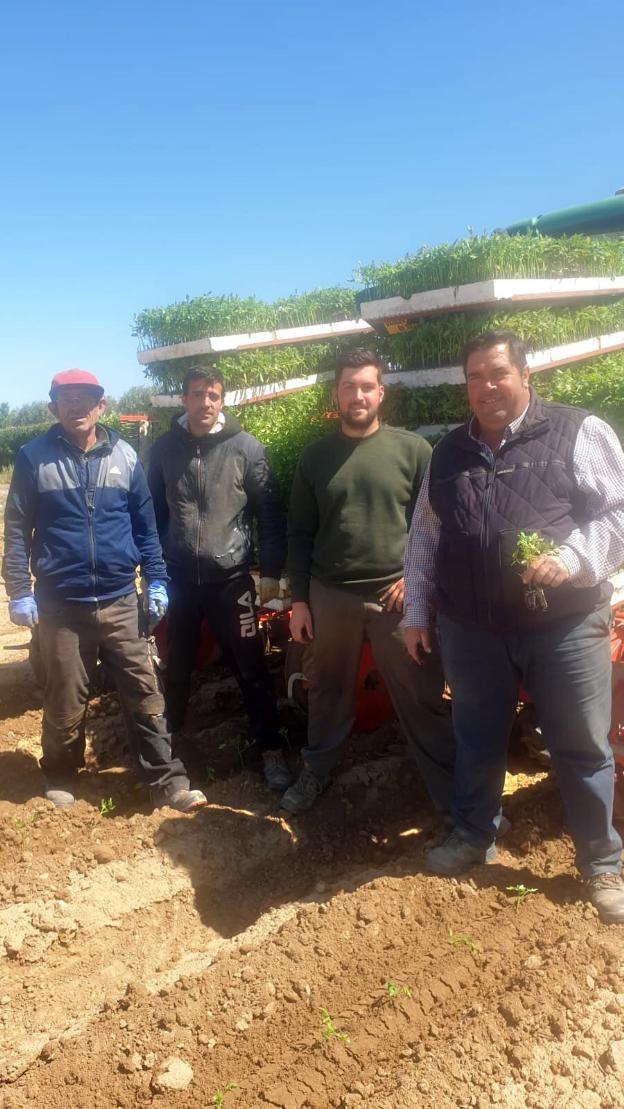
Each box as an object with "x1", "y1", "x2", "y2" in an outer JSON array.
[
  {"x1": 426, "y1": 830, "x2": 496, "y2": 876},
  {"x1": 159, "y1": 788, "x2": 207, "y2": 813},
  {"x1": 441, "y1": 813, "x2": 511, "y2": 838},
  {"x1": 44, "y1": 782, "x2": 76, "y2": 809},
  {"x1": 586, "y1": 874, "x2": 624, "y2": 924},
  {"x1": 280, "y1": 768, "x2": 329, "y2": 814},
  {"x1": 262, "y1": 749, "x2": 292, "y2": 791}
]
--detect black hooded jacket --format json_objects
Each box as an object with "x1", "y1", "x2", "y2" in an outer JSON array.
[{"x1": 147, "y1": 412, "x2": 285, "y2": 585}]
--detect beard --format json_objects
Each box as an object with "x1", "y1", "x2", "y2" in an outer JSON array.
[{"x1": 339, "y1": 405, "x2": 379, "y2": 430}]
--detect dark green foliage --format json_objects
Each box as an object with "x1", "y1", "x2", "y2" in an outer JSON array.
[
  {"x1": 229, "y1": 382, "x2": 468, "y2": 501},
  {"x1": 535, "y1": 353, "x2": 624, "y2": 437},
  {"x1": 358, "y1": 234, "x2": 624, "y2": 300},
  {"x1": 0, "y1": 423, "x2": 52, "y2": 468},
  {"x1": 233, "y1": 386, "x2": 333, "y2": 499},
  {"x1": 134, "y1": 286, "x2": 358, "y2": 395},
  {"x1": 380, "y1": 383, "x2": 468, "y2": 429},
  {"x1": 133, "y1": 232, "x2": 624, "y2": 501},
  {"x1": 145, "y1": 341, "x2": 343, "y2": 394},
  {"x1": 134, "y1": 287, "x2": 357, "y2": 349},
  {"x1": 112, "y1": 386, "x2": 155, "y2": 414},
  {"x1": 0, "y1": 414, "x2": 124, "y2": 469},
  {"x1": 378, "y1": 299, "x2": 624, "y2": 370},
  {"x1": 6, "y1": 401, "x2": 53, "y2": 427}
]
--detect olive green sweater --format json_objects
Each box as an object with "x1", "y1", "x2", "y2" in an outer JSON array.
[{"x1": 287, "y1": 424, "x2": 432, "y2": 603}]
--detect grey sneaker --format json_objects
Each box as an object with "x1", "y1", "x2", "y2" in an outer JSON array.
[
  {"x1": 163, "y1": 788, "x2": 207, "y2": 813},
  {"x1": 280, "y1": 768, "x2": 328, "y2": 814},
  {"x1": 262, "y1": 749, "x2": 292, "y2": 791},
  {"x1": 587, "y1": 874, "x2": 624, "y2": 924},
  {"x1": 44, "y1": 783, "x2": 75, "y2": 809},
  {"x1": 426, "y1": 830, "x2": 496, "y2": 875}
]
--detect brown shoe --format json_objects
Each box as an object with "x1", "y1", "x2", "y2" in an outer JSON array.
[{"x1": 587, "y1": 873, "x2": 624, "y2": 924}]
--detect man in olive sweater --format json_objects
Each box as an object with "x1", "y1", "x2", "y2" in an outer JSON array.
[{"x1": 282, "y1": 348, "x2": 455, "y2": 813}]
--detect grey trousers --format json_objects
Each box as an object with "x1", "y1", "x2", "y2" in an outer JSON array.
[
  {"x1": 302, "y1": 579, "x2": 455, "y2": 811},
  {"x1": 36, "y1": 592, "x2": 189, "y2": 796}
]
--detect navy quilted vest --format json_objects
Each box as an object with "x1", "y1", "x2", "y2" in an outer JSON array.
[{"x1": 429, "y1": 389, "x2": 610, "y2": 630}]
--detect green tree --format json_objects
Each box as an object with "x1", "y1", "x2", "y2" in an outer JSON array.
[
  {"x1": 9, "y1": 401, "x2": 53, "y2": 426},
  {"x1": 0, "y1": 402, "x2": 10, "y2": 428},
  {"x1": 115, "y1": 385, "x2": 154, "y2": 414}
]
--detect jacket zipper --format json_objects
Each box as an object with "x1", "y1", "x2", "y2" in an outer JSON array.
[
  {"x1": 86, "y1": 457, "x2": 102, "y2": 594},
  {"x1": 479, "y1": 459, "x2": 496, "y2": 624},
  {"x1": 195, "y1": 444, "x2": 202, "y2": 585}
]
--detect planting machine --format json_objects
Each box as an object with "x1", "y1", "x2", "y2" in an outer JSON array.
[{"x1": 149, "y1": 567, "x2": 624, "y2": 817}]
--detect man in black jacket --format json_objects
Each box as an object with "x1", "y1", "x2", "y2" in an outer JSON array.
[{"x1": 148, "y1": 366, "x2": 290, "y2": 790}]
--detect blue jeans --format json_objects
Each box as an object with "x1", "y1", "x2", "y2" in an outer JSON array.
[{"x1": 438, "y1": 604, "x2": 622, "y2": 878}]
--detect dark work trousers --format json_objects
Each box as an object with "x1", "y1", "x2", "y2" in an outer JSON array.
[
  {"x1": 302, "y1": 579, "x2": 455, "y2": 812},
  {"x1": 438, "y1": 604, "x2": 622, "y2": 878},
  {"x1": 165, "y1": 574, "x2": 280, "y2": 753},
  {"x1": 37, "y1": 593, "x2": 190, "y2": 797}
]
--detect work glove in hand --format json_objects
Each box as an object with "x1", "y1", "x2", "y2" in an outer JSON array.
[
  {"x1": 9, "y1": 595, "x2": 39, "y2": 628},
  {"x1": 147, "y1": 581, "x2": 169, "y2": 624},
  {"x1": 258, "y1": 577, "x2": 281, "y2": 606}
]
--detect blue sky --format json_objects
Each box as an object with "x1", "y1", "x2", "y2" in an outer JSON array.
[{"x1": 0, "y1": 0, "x2": 622, "y2": 405}]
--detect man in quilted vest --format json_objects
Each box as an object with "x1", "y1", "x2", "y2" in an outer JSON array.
[{"x1": 403, "y1": 330, "x2": 624, "y2": 923}]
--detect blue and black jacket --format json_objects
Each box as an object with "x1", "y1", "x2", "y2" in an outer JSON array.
[{"x1": 2, "y1": 424, "x2": 167, "y2": 603}]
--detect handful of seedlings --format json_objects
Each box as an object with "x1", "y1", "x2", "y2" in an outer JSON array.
[{"x1": 511, "y1": 531, "x2": 558, "y2": 612}]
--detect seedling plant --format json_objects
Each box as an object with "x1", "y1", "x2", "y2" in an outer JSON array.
[
  {"x1": 14, "y1": 810, "x2": 43, "y2": 845},
  {"x1": 218, "y1": 733, "x2": 254, "y2": 770},
  {"x1": 447, "y1": 928, "x2": 479, "y2": 953},
  {"x1": 212, "y1": 1086, "x2": 237, "y2": 1104},
  {"x1": 320, "y1": 1007, "x2": 350, "y2": 1044},
  {"x1": 212, "y1": 1084, "x2": 238, "y2": 1108},
  {"x1": 384, "y1": 981, "x2": 413, "y2": 1000},
  {"x1": 511, "y1": 531, "x2": 558, "y2": 612},
  {"x1": 98, "y1": 797, "x2": 116, "y2": 816},
  {"x1": 506, "y1": 884, "x2": 538, "y2": 912}
]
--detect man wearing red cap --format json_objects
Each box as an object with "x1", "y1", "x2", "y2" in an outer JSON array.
[{"x1": 2, "y1": 369, "x2": 206, "y2": 812}]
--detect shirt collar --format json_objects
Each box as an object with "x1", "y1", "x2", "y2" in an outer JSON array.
[
  {"x1": 468, "y1": 401, "x2": 530, "y2": 448},
  {"x1": 57, "y1": 423, "x2": 109, "y2": 454},
  {"x1": 178, "y1": 411, "x2": 226, "y2": 436}
]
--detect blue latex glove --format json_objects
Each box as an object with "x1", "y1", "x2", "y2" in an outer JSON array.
[
  {"x1": 9, "y1": 595, "x2": 39, "y2": 628},
  {"x1": 147, "y1": 581, "x2": 168, "y2": 624}
]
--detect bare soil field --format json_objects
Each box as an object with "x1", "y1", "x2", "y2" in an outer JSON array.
[{"x1": 0, "y1": 484, "x2": 623, "y2": 1109}]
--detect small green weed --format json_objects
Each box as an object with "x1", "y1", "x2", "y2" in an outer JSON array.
[
  {"x1": 98, "y1": 797, "x2": 116, "y2": 817},
  {"x1": 14, "y1": 810, "x2": 43, "y2": 844},
  {"x1": 218, "y1": 734, "x2": 254, "y2": 769},
  {"x1": 212, "y1": 1083, "x2": 238, "y2": 1107},
  {"x1": 385, "y1": 981, "x2": 412, "y2": 1000},
  {"x1": 506, "y1": 884, "x2": 538, "y2": 911},
  {"x1": 448, "y1": 928, "x2": 479, "y2": 952},
  {"x1": 320, "y1": 1006, "x2": 350, "y2": 1044}
]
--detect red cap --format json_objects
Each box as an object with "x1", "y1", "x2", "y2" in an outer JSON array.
[{"x1": 49, "y1": 369, "x2": 105, "y2": 400}]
